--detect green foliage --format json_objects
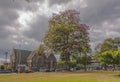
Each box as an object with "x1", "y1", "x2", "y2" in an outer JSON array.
[
  {"x1": 0, "y1": 65, "x2": 5, "y2": 70},
  {"x1": 98, "y1": 50, "x2": 120, "y2": 66},
  {"x1": 95, "y1": 37, "x2": 120, "y2": 54},
  {"x1": 101, "y1": 38, "x2": 115, "y2": 52},
  {"x1": 60, "y1": 52, "x2": 66, "y2": 61},
  {"x1": 72, "y1": 53, "x2": 92, "y2": 67},
  {"x1": 98, "y1": 51, "x2": 113, "y2": 65},
  {"x1": 114, "y1": 37, "x2": 120, "y2": 49},
  {"x1": 57, "y1": 60, "x2": 77, "y2": 68},
  {"x1": 57, "y1": 61, "x2": 66, "y2": 69},
  {"x1": 37, "y1": 44, "x2": 47, "y2": 55},
  {"x1": 57, "y1": 61, "x2": 65, "y2": 66},
  {"x1": 7, "y1": 68, "x2": 12, "y2": 71},
  {"x1": 77, "y1": 55, "x2": 92, "y2": 66},
  {"x1": 44, "y1": 9, "x2": 90, "y2": 53},
  {"x1": 94, "y1": 37, "x2": 120, "y2": 60},
  {"x1": 69, "y1": 60, "x2": 77, "y2": 68}
]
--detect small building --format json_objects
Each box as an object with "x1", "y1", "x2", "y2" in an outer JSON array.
[
  {"x1": 27, "y1": 50, "x2": 57, "y2": 71},
  {"x1": 10, "y1": 48, "x2": 32, "y2": 70},
  {"x1": 44, "y1": 51, "x2": 57, "y2": 70},
  {"x1": 27, "y1": 51, "x2": 40, "y2": 71}
]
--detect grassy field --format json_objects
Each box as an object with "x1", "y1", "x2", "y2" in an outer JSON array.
[{"x1": 0, "y1": 71, "x2": 120, "y2": 82}]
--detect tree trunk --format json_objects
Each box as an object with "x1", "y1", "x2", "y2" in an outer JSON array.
[
  {"x1": 84, "y1": 53, "x2": 87, "y2": 71},
  {"x1": 84, "y1": 65, "x2": 87, "y2": 71},
  {"x1": 65, "y1": 54, "x2": 70, "y2": 71},
  {"x1": 104, "y1": 64, "x2": 107, "y2": 71},
  {"x1": 113, "y1": 64, "x2": 115, "y2": 71}
]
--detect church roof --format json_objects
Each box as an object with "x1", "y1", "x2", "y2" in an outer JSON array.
[
  {"x1": 13, "y1": 49, "x2": 32, "y2": 56},
  {"x1": 27, "y1": 51, "x2": 37, "y2": 60},
  {"x1": 12, "y1": 48, "x2": 32, "y2": 64}
]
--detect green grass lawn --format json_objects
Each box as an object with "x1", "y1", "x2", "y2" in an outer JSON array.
[{"x1": 0, "y1": 71, "x2": 120, "y2": 82}]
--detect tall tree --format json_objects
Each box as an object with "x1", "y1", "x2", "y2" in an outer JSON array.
[
  {"x1": 44, "y1": 9, "x2": 90, "y2": 70},
  {"x1": 98, "y1": 50, "x2": 120, "y2": 70},
  {"x1": 114, "y1": 37, "x2": 120, "y2": 50},
  {"x1": 95, "y1": 37, "x2": 120, "y2": 55},
  {"x1": 101, "y1": 38, "x2": 114, "y2": 52}
]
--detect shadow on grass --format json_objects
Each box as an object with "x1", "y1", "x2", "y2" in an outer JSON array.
[
  {"x1": 113, "y1": 73, "x2": 120, "y2": 78},
  {"x1": 115, "y1": 74, "x2": 120, "y2": 77}
]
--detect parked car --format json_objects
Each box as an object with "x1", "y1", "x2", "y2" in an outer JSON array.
[
  {"x1": 55, "y1": 68, "x2": 61, "y2": 72},
  {"x1": 39, "y1": 67, "x2": 49, "y2": 72},
  {"x1": 55, "y1": 68, "x2": 66, "y2": 72},
  {"x1": 0, "y1": 70, "x2": 12, "y2": 73},
  {"x1": 50, "y1": 68, "x2": 55, "y2": 72},
  {"x1": 73, "y1": 67, "x2": 80, "y2": 70}
]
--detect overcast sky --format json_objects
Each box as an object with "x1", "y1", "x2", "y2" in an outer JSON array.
[{"x1": 0, "y1": 0, "x2": 120, "y2": 62}]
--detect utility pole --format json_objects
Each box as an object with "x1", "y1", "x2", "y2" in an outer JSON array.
[
  {"x1": 4, "y1": 51, "x2": 8, "y2": 70},
  {"x1": 19, "y1": 44, "x2": 21, "y2": 65},
  {"x1": 5, "y1": 51, "x2": 8, "y2": 63}
]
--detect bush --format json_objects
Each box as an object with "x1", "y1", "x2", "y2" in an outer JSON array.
[
  {"x1": 57, "y1": 61, "x2": 65, "y2": 66},
  {"x1": 7, "y1": 68, "x2": 12, "y2": 71},
  {"x1": 69, "y1": 60, "x2": 77, "y2": 68},
  {"x1": 0, "y1": 65, "x2": 5, "y2": 70}
]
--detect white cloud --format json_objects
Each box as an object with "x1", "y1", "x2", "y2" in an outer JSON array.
[{"x1": 17, "y1": 11, "x2": 34, "y2": 31}]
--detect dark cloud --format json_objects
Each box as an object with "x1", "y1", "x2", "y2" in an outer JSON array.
[
  {"x1": 23, "y1": 15, "x2": 49, "y2": 42},
  {"x1": 0, "y1": 28, "x2": 11, "y2": 39},
  {"x1": 0, "y1": 0, "x2": 26, "y2": 10},
  {"x1": 80, "y1": 0, "x2": 120, "y2": 25},
  {"x1": 0, "y1": 9, "x2": 18, "y2": 27},
  {"x1": 48, "y1": 0, "x2": 72, "y2": 6},
  {"x1": 0, "y1": 0, "x2": 23, "y2": 40},
  {"x1": 0, "y1": 0, "x2": 20, "y2": 41}
]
